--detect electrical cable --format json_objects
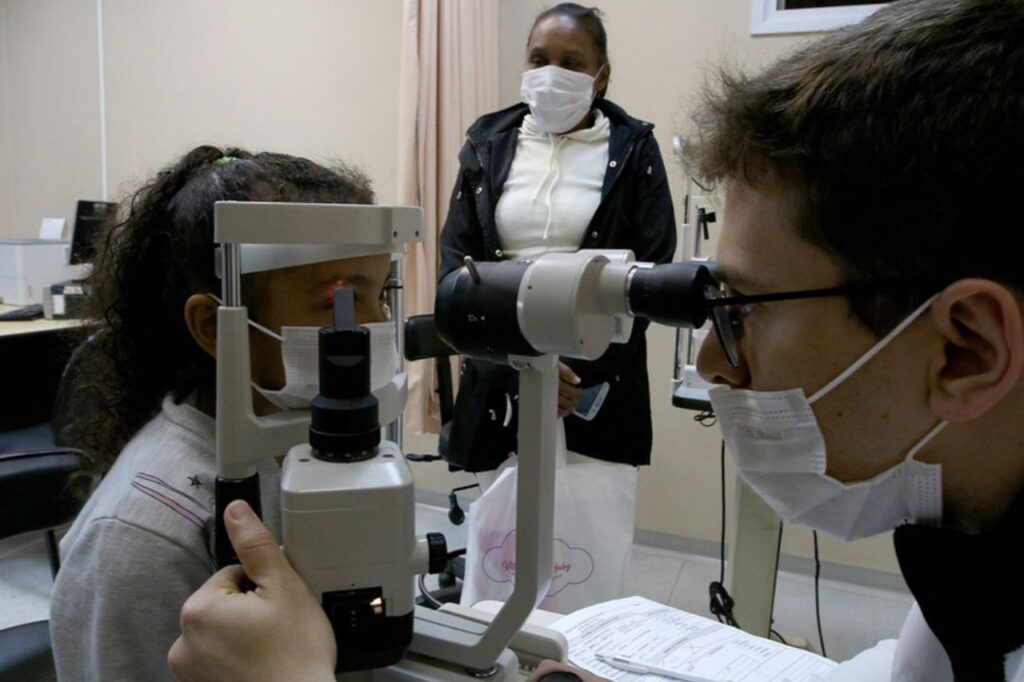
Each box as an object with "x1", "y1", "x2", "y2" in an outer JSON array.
[
  {"x1": 717, "y1": 439, "x2": 726, "y2": 585},
  {"x1": 694, "y1": 409, "x2": 717, "y2": 427},
  {"x1": 707, "y1": 438, "x2": 739, "y2": 628},
  {"x1": 447, "y1": 484, "x2": 479, "y2": 526},
  {"x1": 417, "y1": 574, "x2": 443, "y2": 609},
  {"x1": 812, "y1": 530, "x2": 828, "y2": 658},
  {"x1": 416, "y1": 534, "x2": 470, "y2": 610}
]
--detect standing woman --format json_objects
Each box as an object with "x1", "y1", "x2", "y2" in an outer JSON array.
[{"x1": 439, "y1": 3, "x2": 676, "y2": 603}]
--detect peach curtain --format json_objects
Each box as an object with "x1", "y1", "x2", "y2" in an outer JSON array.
[{"x1": 398, "y1": 0, "x2": 500, "y2": 433}]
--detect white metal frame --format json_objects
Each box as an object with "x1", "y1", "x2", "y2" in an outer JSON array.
[{"x1": 751, "y1": 0, "x2": 887, "y2": 35}]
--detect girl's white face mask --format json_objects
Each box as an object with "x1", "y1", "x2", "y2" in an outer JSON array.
[
  {"x1": 708, "y1": 296, "x2": 946, "y2": 541},
  {"x1": 520, "y1": 64, "x2": 602, "y2": 134},
  {"x1": 249, "y1": 320, "x2": 400, "y2": 411}
]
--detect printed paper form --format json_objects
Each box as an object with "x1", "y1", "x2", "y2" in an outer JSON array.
[{"x1": 550, "y1": 596, "x2": 838, "y2": 681}]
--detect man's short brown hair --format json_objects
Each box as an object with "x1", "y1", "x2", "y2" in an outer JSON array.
[{"x1": 691, "y1": 0, "x2": 1022, "y2": 333}]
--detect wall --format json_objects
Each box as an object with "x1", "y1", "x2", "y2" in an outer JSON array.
[
  {"x1": 0, "y1": 0, "x2": 102, "y2": 239},
  {"x1": 101, "y1": 0, "x2": 402, "y2": 206},
  {"x1": 0, "y1": 0, "x2": 402, "y2": 241},
  {"x1": 0, "y1": 2, "x2": 13, "y2": 234}
]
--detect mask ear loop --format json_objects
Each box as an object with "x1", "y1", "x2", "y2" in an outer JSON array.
[
  {"x1": 808, "y1": 292, "x2": 949, "y2": 465},
  {"x1": 205, "y1": 292, "x2": 295, "y2": 405},
  {"x1": 245, "y1": 319, "x2": 283, "y2": 343},
  {"x1": 809, "y1": 294, "x2": 939, "y2": 404},
  {"x1": 205, "y1": 293, "x2": 283, "y2": 342},
  {"x1": 903, "y1": 420, "x2": 948, "y2": 463}
]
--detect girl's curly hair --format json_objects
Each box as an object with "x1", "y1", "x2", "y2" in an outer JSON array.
[{"x1": 66, "y1": 145, "x2": 374, "y2": 475}]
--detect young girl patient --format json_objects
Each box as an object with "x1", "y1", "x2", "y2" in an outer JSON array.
[{"x1": 49, "y1": 145, "x2": 394, "y2": 681}]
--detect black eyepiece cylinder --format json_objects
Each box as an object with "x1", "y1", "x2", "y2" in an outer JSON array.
[
  {"x1": 309, "y1": 325, "x2": 380, "y2": 460},
  {"x1": 627, "y1": 261, "x2": 716, "y2": 328}
]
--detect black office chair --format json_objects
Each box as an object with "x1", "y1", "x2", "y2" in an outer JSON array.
[
  {"x1": 0, "y1": 331, "x2": 99, "y2": 681},
  {"x1": 0, "y1": 329, "x2": 71, "y2": 454},
  {"x1": 0, "y1": 325, "x2": 100, "y2": 456},
  {"x1": 0, "y1": 331, "x2": 99, "y2": 579},
  {"x1": 0, "y1": 448, "x2": 89, "y2": 682}
]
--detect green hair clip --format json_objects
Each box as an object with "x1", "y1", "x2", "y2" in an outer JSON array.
[{"x1": 214, "y1": 156, "x2": 237, "y2": 166}]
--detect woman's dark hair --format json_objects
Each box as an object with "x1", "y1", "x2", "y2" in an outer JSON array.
[
  {"x1": 690, "y1": 0, "x2": 1023, "y2": 335},
  {"x1": 68, "y1": 145, "x2": 374, "y2": 475},
  {"x1": 530, "y1": 3, "x2": 609, "y2": 95},
  {"x1": 531, "y1": 3, "x2": 607, "y2": 65}
]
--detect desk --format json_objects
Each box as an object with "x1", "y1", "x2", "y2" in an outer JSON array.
[
  {"x1": 0, "y1": 305, "x2": 85, "y2": 435},
  {"x1": 0, "y1": 305, "x2": 83, "y2": 338}
]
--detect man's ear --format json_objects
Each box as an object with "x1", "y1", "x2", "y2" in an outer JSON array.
[
  {"x1": 927, "y1": 279, "x2": 1024, "y2": 421},
  {"x1": 184, "y1": 293, "x2": 218, "y2": 359}
]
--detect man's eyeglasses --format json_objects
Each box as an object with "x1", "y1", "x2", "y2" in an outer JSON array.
[{"x1": 704, "y1": 279, "x2": 924, "y2": 367}]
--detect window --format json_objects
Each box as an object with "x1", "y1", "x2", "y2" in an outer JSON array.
[{"x1": 751, "y1": 0, "x2": 891, "y2": 35}]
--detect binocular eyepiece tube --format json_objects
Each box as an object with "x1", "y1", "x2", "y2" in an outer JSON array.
[
  {"x1": 435, "y1": 251, "x2": 717, "y2": 363},
  {"x1": 626, "y1": 260, "x2": 716, "y2": 328}
]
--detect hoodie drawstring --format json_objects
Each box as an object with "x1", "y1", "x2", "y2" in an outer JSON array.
[{"x1": 531, "y1": 133, "x2": 568, "y2": 240}]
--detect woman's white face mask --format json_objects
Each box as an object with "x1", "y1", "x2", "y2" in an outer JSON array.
[
  {"x1": 708, "y1": 295, "x2": 947, "y2": 541},
  {"x1": 520, "y1": 64, "x2": 604, "y2": 134},
  {"x1": 249, "y1": 320, "x2": 400, "y2": 411}
]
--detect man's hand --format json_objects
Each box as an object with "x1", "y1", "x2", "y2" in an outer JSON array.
[
  {"x1": 557, "y1": 362, "x2": 583, "y2": 417},
  {"x1": 168, "y1": 500, "x2": 336, "y2": 682}
]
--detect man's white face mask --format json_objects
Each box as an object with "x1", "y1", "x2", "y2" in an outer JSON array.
[
  {"x1": 520, "y1": 64, "x2": 603, "y2": 134},
  {"x1": 249, "y1": 320, "x2": 399, "y2": 411},
  {"x1": 708, "y1": 295, "x2": 947, "y2": 541}
]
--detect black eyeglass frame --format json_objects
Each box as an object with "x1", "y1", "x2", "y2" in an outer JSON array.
[{"x1": 703, "y1": 278, "x2": 934, "y2": 368}]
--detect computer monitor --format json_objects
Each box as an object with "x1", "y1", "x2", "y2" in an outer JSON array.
[{"x1": 70, "y1": 199, "x2": 117, "y2": 265}]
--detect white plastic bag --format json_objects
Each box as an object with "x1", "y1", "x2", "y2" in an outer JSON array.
[{"x1": 460, "y1": 424, "x2": 636, "y2": 614}]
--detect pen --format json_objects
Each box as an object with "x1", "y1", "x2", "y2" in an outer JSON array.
[{"x1": 595, "y1": 653, "x2": 724, "y2": 682}]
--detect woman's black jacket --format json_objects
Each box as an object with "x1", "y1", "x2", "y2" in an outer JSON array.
[{"x1": 438, "y1": 98, "x2": 676, "y2": 471}]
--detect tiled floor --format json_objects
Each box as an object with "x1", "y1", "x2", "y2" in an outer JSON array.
[{"x1": 2, "y1": 506, "x2": 913, "y2": 666}]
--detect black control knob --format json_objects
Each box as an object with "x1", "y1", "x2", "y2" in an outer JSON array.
[{"x1": 426, "y1": 532, "x2": 448, "y2": 575}]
